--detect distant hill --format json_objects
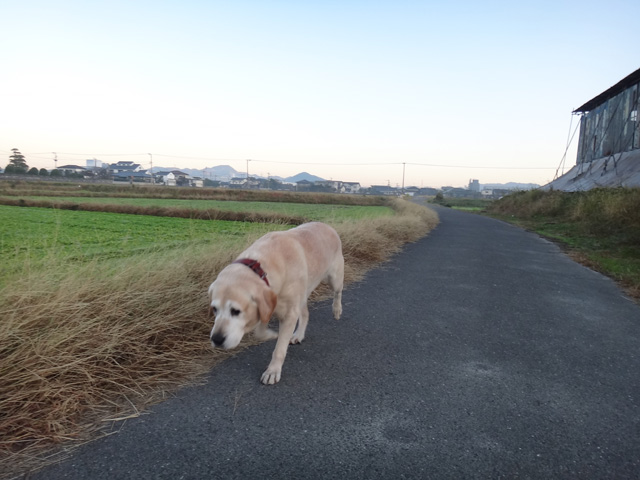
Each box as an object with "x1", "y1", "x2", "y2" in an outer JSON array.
[
  {"x1": 284, "y1": 172, "x2": 325, "y2": 183},
  {"x1": 203, "y1": 165, "x2": 241, "y2": 180},
  {"x1": 481, "y1": 182, "x2": 539, "y2": 190},
  {"x1": 151, "y1": 166, "x2": 325, "y2": 183}
]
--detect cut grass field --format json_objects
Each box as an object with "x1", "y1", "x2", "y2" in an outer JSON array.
[{"x1": 0, "y1": 192, "x2": 438, "y2": 477}]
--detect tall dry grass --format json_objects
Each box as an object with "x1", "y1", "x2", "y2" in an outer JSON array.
[
  {"x1": 0, "y1": 199, "x2": 438, "y2": 477},
  {"x1": 488, "y1": 187, "x2": 640, "y2": 242}
]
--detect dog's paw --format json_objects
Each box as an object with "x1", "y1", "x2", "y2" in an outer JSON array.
[
  {"x1": 333, "y1": 303, "x2": 342, "y2": 320},
  {"x1": 260, "y1": 366, "x2": 282, "y2": 385},
  {"x1": 290, "y1": 332, "x2": 305, "y2": 344}
]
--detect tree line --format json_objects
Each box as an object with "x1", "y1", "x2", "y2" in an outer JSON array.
[{"x1": 4, "y1": 148, "x2": 74, "y2": 177}]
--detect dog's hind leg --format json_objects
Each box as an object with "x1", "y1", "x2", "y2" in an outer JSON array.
[
  {"x1": 290, "y1": 303, "x2": 309, "y2": 344},
  {"x1": 329, "y1": 256, "x2": 344, "y2": 320}
]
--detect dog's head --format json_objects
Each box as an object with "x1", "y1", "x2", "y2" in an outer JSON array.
[{"x1": 208, "y1": 267, "x2": 277, "y2": 349}]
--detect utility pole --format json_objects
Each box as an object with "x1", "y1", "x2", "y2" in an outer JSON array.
[
  {"x1": 148, "y1": 153, "x2": 154, "y2": 184},
  {"x1": 402, "y1": 162, "x2": 406, "y2": 195},
  {"x1": 246, "y1": 159, "x2": 251, "y2": 188},
  {"x1": 53, "y1": 152, "x2": 57, "y2": 170}
]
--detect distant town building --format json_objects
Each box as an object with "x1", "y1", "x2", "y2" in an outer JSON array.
[
  {"x1": 343, "y1": 182, "x2": 361, "y2": 194},
  {"x1": 58, "y1": 165, "x2": 87, "y2": 175},
  {"x1": 370, "y1": 185, "x2": 398, "y2": 196},
  {"x1": 86, "y1": 158, "x2": 103, "y2": 169},
  {"x1": 110, "y1": 161, "x2": 142, "y2": 173}
]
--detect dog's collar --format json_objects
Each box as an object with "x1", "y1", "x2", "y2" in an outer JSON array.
[{"x1": 233, "y1": 258, "x2": 270, "y2": 286}]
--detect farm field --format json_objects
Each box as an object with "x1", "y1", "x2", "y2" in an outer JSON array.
[
  {"x1": 0, "y1": 186, "x2": 440, "y2": 477},
  {"x1": 0, "y1": 196, "x2": 393, "y2": 222},
  {"x1": 0, "y1": 205, "x2": 287, "y2": 281}
]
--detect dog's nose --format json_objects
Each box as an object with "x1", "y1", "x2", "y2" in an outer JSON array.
[{"x1": 211, "y1": 332, "x2": 226, "y2": 347}]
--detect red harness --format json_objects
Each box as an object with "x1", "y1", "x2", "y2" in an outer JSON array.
[{"x1": 232, "y1": 258, "x2": 270, "y2": 286}]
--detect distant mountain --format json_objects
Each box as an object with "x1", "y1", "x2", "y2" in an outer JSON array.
[
  {"x1": 203, "y1": 165, "x2": 241, "y2": 181},
  {"x1": 284, "y1": 172, "x2": 325, "y2": 183},
  {"x1": 151, "y1": 166, "x2": 325, "y2": 183},
  {"x1": 481, "y1": 182, "x2": 539, "y2": 190}
]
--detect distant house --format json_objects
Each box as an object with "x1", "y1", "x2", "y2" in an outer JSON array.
[
  {"x1": 190, "y1": 177, "x2": 204, "y2": 188},
  {"x1": 343, "y1": 182, "x2": 361, "y2": 194},
  {"x1": 443, "y1": 187, "x2": 478, "y2": 199},
  {"x1": 155, "y1": 170, "x2": 190, "y2": 186},
  {"x1": 370, "y1": 185, "x2": 398, "y2": 196},
  {"x1": 58, "y1": 165, "x2": 87, "y2": 175},
  {"x1": 296, "y1": 179, "x2": 313, "y2": 191},
  {"x1": 112, "y1": 170, "x2": 152, "y2": 183},
  {"x1": 110, "y1": 161, "x2": 142, "y2": 174},
  {"x1": 230, "y1": 177, "x2": 260, "y2": 189},
  {"x1": 314, "y1": 180, "x2": 344, "y2": 193},
  {"x1": 417, "y1": 187, "x2": 439, "y2": 196}
]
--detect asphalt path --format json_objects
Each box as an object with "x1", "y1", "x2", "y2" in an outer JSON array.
[{"x1": 29, "y1": 206, "x2": 640, "y2": 479}]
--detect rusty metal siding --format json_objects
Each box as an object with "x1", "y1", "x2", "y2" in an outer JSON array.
[{"x1": 576, "y1": 81, "x2": 640, "y2": 164}]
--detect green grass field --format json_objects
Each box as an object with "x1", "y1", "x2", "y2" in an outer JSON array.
[
  {"x1": 0, "y1": 206, "x2": 286, "y2": 280},
  {"x1": 0, "y1": 198, "x2": 392, "y2": 282}
]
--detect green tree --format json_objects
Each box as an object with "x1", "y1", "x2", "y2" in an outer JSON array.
[
  {"x1": 6, "y1": 148, "x2": 28, "y2": 174},
  {"x1": 27, "y1": 167, "x2": 39, "y2": 175},
  {"x1": 50, "y1": 169, "x2": 62, "y2": 177},
  {"x1": 39, "y1": 168, "x2": 49, "y2": 176}
]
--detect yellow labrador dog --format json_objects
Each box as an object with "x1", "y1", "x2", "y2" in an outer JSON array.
[{"x1": 208, "y1": 222, "x2": 344, "y2": 385}]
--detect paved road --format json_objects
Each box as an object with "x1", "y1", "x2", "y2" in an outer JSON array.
[{"x1": 30, "y1": 207, "x2": 640, "y2": 479}]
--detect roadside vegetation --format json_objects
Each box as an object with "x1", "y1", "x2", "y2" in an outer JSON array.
[
  {"x1": 0, "y1": 185, "x2": 438, "y2": 477},
  {"x1": 486, "y1": 188, "x2": 640, "y2": 299},
  {"x1": 430, "y1": 195, "x2": 493, "y2": 212}
]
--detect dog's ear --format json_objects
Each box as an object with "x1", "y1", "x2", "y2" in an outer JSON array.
[{"x1": 257, "y1": 288, "x2": 277, "y2": 324}]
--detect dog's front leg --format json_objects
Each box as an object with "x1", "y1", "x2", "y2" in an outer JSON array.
[{"x1": 260, "y1": 312, "x2": 298, "y2": 385}]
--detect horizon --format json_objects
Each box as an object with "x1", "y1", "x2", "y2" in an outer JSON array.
[
  {"x1": 2, "y1": 1, "x2": 638, "y2": 188},
  {"x1": 2, "y1": 156, "x2": 540, "y2": 190}
]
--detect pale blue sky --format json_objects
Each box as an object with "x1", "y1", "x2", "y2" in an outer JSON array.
[{"x1": 2, "y1": 0, "x2": 638, "y2": 187}]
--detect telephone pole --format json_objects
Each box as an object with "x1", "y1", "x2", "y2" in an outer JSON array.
[
  {"x1": 148, "y1": 153, "x2": 154, "y2": 184},
  {"x1": 402, "y1": 162, "x2": 406, "y2": 194}
]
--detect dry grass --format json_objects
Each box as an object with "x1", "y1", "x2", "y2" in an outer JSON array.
[
  {"x1": 0, "y1": 198, "x2": 438, "y2": 478},
  {"x1": 0, "y1": 180, "x2": 387, "y2": 206},
  {"x1": 0, "y1": 197, "x2": 307, "y2": 225}
]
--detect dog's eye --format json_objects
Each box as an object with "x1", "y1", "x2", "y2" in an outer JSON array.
[{"x1": 230, "y1": 308, "x2": 241, "y2": 317}]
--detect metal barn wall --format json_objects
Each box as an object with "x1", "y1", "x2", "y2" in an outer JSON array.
[{"x1": 576, "y1": 82, "x2": 640, "y2": 164}]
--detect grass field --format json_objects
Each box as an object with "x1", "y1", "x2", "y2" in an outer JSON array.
[
  {"x1": 0, "y1": 190, "x2": 439, "y2": 476},
  {"x1": 0, "y1": 206, "x2": 288, "y2": 281},
  {"x1": 0, "y1": 196, "x2": 393, "y2": 222}
]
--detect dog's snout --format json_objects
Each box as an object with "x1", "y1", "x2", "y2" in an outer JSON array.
[{"x1": 211, "y1": 332, "x2": 226, "y2": 347}]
